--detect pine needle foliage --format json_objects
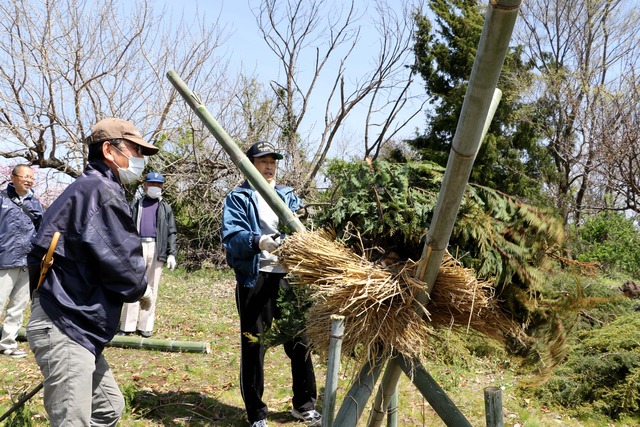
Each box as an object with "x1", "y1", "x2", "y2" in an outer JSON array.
[
  {"x1": 313, "y1": 158, "x2": 573, "y2": 367},
  {"x1": 316, "y1": 159, "x2": 565, "y2": 299}
]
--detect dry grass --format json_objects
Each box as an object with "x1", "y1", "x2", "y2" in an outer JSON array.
[{"x1": 278, "y1": 230, "x2": 525, "y2": 368}]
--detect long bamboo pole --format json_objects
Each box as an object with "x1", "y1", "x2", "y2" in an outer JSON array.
[
  {"x1": 9, "y1": 327, "x2": 211, "y2": 354},
  {"x1": 106, "y1": 335, "x2": 211, "y2": 353},
  {"x1": 366, "y1": 88, "x2": 502, "y2": 427},
  {"x1": 166, "y1": 70, "x2": 304, "y2": 234},
  {"x1": 359, "y1": 0, "x2": 522, "y2": 424}
]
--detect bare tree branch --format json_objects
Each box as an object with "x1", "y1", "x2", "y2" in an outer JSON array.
[
  {"x1": 518, "y1": 0, "x2": 640, "y2": 224},
  {"x1": 0, "y1": 0, "x2": 231, "y2": 179},
  {"x1": 253, "y1": 0, "x2": 426, "y2": 194}
]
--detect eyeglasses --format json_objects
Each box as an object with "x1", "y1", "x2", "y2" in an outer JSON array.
[
  {"x1": 110, "y1": 140, "x2": 142, "y2": 157},
  {"x1": 12, "y1": 174, "x2": 34, "y2": 181}
]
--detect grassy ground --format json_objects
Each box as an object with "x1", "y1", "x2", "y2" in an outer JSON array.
[{"x1": 0, "y1": 267, "x2": 638, "y2": 426}]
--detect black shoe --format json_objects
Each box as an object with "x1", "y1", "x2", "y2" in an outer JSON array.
[
  {"x1": 116, "y1": 330, "x2": 133, "y2": 336},
  {"x1": 136, "y1": 330, "x2": 153, "y2": 338}
]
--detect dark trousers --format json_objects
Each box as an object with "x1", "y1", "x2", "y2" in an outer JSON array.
[{"x1": 236, "y1": 272, "x2": 317, "y2": 423}]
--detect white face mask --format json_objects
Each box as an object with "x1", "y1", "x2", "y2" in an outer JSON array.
[
  {"x1": 146, "y1": 186, "x2": 162, "y2": 199},
  {"x1": 113, "y1": 145, "x2": 146, "y2": 184}
]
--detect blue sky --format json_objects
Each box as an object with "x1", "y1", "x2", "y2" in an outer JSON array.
[
  {"x1": 0, "y1": 0, "x2": 427, "y2": 183},
  {"x1": 163, "y1": 0, "x2": 428, "y2": 158}
]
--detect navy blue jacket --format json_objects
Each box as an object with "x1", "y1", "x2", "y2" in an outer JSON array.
[
  {"x1": 221, "y1": 181, "x2": 302, "y2": 288},
  {"x1": 0, "y1": 184, "x2": 43, "y2": 268},
  {"x1": 28, "y1": 160, "x2": 148, "y2": 356}
]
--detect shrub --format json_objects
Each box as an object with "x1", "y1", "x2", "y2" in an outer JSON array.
[
  {"x1": 535, "y1": 313, "x2": 640, "y2": 418},
  {"x1": 572, "y1": 211, "x2": 640, "y2": 277}
]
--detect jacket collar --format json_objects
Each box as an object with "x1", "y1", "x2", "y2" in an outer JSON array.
[
  {"x1": 240, "y1": 180, "x2": 283, "y2": 191},
  {"x1": 85, "y1": 160, "x2": 120, "y2": 184},
  {"x1": 5, "y1": 182, "x2": 33, "y2": 200}
]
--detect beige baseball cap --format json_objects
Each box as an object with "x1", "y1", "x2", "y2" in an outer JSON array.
[{"x1": 88, "y1": 118, "x2": 159, "y2": 155}]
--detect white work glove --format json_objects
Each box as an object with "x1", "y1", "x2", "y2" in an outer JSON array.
[
  {"x1": 139, "y1": 285, "x2": 153, "y2": 311},
  {"x1": 166, "y1": 255, "x2": 176, "y2": 271},
  {"x1": 258, "y1": 234, "x2": 281, "y2": 252}
]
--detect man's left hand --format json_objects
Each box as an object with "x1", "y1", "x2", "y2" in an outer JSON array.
[
  {"x1": 166, "y1": 255, "x2": 177, "y2": 271},
  {"x1": 139, "y1": 286, "x2": 153, "y2": 310}
]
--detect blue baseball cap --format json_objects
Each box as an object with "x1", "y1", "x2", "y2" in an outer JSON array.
[
  {"x1": 246, "y1": 141, "x2": 283, "y2": 160},
  {"x1": 145, "y1": 172, "x2": 164, "y2": 183}
]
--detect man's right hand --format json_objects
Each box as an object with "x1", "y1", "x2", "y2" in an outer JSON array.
[{"x1": 259, "y1": 234, "x2": 280, "y2": 252}]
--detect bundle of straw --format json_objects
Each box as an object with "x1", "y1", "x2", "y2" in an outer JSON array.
[{"x1": 278, "y1": 229, "x2": 523, "y2": 364}]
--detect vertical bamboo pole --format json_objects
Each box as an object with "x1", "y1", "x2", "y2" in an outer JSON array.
[
  {"x1": 386, "y1": 383, "x2": 398, "y2": 427},
  {"x1": 332, "y1": 355, "x2": 385, "y2": 426},
  {"x1": 165, "y1": 70, "x2": 305, "y2": 234},
  {"x1": 366, "y1": 359, "x2": 402, "y2": 427},
  {"x1": 484, "y1": 387, "x2": 504, "y2": 427},
  {"x1": 323, "y1": 315, "x2": 345, "y2": 427},
  {"x1": 361, "y1": 0, "x2": 522, "y2": 425}
]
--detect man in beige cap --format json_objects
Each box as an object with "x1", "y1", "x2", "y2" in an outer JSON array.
[{"x1": 27, "y1": 117, "x2": 158, "y2": 426}]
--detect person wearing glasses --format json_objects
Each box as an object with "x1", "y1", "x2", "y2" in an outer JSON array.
[
  {"x1": 0, "y1": 164, "x2": 43, "y2": 358},
  {"x1": 26, "y1": 118, "x2": 158, "y2": 426}
]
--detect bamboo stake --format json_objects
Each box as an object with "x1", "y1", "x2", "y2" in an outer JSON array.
[
  {"x1": 484, "y1": 387, "x2": 504, "y2": 427},
  {"x1": 322, "y1": 315, "x2": 345, "y2": 427}
]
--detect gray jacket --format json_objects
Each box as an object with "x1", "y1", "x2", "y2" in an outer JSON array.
[{"x1": 130, "y1": 196, "x2": 177, "y2": 262}]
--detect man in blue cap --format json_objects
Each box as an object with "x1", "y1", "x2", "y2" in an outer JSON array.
[{"x1": 119, "y1": 171, "x2": 177, "y2": 338}]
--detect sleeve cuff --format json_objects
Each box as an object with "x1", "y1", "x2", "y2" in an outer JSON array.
[{"x1": 252, "y1": 235, "x2": 261, "y2": 251}]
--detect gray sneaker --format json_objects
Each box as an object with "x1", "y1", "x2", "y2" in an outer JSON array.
[
  {"x1": 2, "y1": 348, "x2": 27, "y2": 358},
  {"x1": 250, "y1": 420, "x2": 268, "y2": 427}
]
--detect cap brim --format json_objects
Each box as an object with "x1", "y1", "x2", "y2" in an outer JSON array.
[
  {"x1": 253, "y1": 151, "x2": 283, "y2": 160},
  {"x1": 124, "y1": 136, "x2": 159, "y2": 156}
]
